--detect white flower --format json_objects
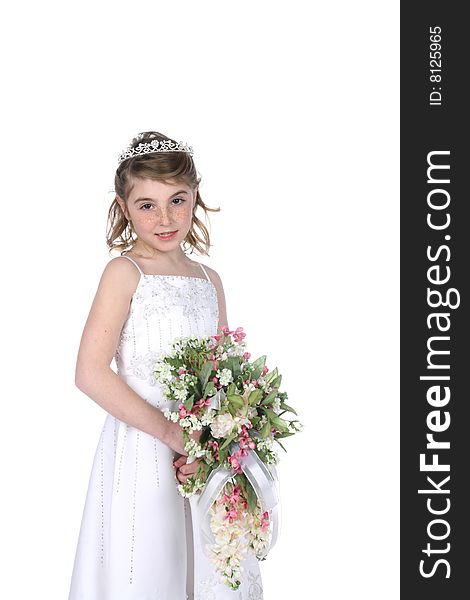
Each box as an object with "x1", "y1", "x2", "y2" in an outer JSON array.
[
  {"x1": 174, "y1": 387, "x2": 188, "y2": 401},
  {"x1": 154, "y1": 361, "x2": 173, "y2": 382},
  {"x1": 243, "y1": 382, "x2": 256, "y2": 394},
  {"x1": 255, "y1": 437, "x2": 274, "y2": 452},
  {"x1": 210, "y1": 412, "x2": 235, "y2": 438},
  {"x1": 163, "y1": 409, "x2": 179, "y2": 423},
  {"x1": 217, "y1": 368, "x2": 233, "y2": 386},
  {"x1": 200, "y1": 410, "x2": 216, "y2": 426},
  {"x1": 177, "y1": 477, "x2": 205, "y2": 497},
  {"x1": 234, "y1": 415, "x2": 251, "y2": 432},
  {"x1": 184, "y1": 439, "x2": 207, "y2": 460},
  {"x1": 180, "y1": 415, "x2": 203, "y2": 431},
  {"x1": 247, "y1": 406, "x2": 258, "y2": 419}
]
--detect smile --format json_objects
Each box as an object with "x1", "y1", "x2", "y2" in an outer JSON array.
[{"x1": 155, "y1": 230, "x2": 178, "y2": 240}]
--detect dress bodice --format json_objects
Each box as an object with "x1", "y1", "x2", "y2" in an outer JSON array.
[{"x1": 114, "y1": 263, "x2": 219, "y2": 410}]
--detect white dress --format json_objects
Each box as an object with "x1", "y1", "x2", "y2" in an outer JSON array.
[{"x1": 68, "y1": 255, "x2": 264, "y2": 600}]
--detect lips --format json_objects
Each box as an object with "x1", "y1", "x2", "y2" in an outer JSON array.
[{"x1": 155, "y1": 230, "x2": 178, "y2": 240}]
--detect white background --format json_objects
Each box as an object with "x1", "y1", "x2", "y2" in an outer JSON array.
[{"x1": 0, "y1": 1, "x2": 399, "y2": 598}]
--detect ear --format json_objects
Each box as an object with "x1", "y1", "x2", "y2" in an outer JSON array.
[
  {"x1": 192, "y1": 186, "x2": 198, "y2": 211},
  {"x1": 116, "y1": 195, "x2": 129, "y2": 219}
]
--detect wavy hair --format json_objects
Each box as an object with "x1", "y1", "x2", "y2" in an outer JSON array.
[{"x1": 106, "y1": 131, "x2": 220, "y2": 255}]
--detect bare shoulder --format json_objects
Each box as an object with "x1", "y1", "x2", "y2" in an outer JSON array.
[
  {"x1": 75, "y1": 256, "x2": 142, "y2": 375},
  {"x1": 99, "y1": 255, "x2": 142, "y2": 297}
]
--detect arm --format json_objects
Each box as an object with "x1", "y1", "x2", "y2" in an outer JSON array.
[
  {"x1": 75, "y1": 257, "x2": 186, "y2": 454},
  {"x1": 204, "y1": 265, "x2": 229, "y2": 331}
]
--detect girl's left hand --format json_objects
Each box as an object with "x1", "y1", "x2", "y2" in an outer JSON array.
[{"x1": 173, "y1": 455, "x2": 200, "y2": 484}]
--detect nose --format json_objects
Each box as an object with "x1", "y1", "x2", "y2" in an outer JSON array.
[{"x1": 155, "y1": 205, "x2": 171, "y2": 227}]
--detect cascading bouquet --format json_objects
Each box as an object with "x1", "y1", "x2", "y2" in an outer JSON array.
[{"x1": 154, "y1": 326, "x2": 303, "y2": 589}]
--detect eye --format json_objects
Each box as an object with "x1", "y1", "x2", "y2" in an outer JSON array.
[
  {"x1": 171, "y1": 197, "x2": 186, "y2": 205},
  {"x1": 140, "y1": 203, "x2": 153, "y2": 210}
]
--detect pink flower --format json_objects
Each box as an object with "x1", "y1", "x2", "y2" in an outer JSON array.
[
  {"x1": 261, "y1": 511, "x2": 270, "y2": 532},
  {"x1": 239, "y1": 425, "x2": 256, "y2": 451},
  {"x1": 178, "y1": 403, "x2": 188, "y2": 417},
  {"x1": 190, "y1": 397, "x2": 211, "y2": 414},
  {"x1": 208, "y1": 440, "x2": 220, "y2": 461},
  {"x1": 225, "y1": 507, "x2": 239, "y2": 523},
  {"x1": 243, "y1": 352, "x2": 251, "y2": 360},
  {"x1": 177, "y1": 368, "x2": 187, "y2": 375},
  {"x1": 233, "y1": 327, "x2": 246, "y2": 344},
  {"x1": 262, "y1": 366, "x2": 269, "y2": 376},
  {"x1": 228, "y1": 454, "x2": 242, "y2": 473}
]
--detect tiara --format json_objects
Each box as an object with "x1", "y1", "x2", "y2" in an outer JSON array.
[{"x1": 118, "y1": 138, "x2": 194, "y2": 165}]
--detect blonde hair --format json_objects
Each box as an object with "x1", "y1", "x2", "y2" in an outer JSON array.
[{"x1": 106, "y1": 131, "x2": 220, "y2": 255}]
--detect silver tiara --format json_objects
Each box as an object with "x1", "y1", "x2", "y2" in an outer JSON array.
[{"x1": 118, "y1": 138, "x2": 194, "y2": 165}]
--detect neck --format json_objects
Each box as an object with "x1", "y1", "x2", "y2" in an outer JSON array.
[{"x1": 128, "y1": 242, "x2": 192, "y2": 266}]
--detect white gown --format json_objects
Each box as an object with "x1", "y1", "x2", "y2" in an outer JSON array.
[{"x1": 68, "y1": 255, "x2": 264, "y2": 600}]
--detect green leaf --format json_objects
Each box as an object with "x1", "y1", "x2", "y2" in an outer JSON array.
[
  {"x1": 271, "y1": 374, "x2": 282, "y2": 389},
  {"x1": 248, "y1": 388, "x2": 263, "y2": 406},
  {"x1": 203, "y1": 381, "x2": 217, "y2": 399},
  {"x1": 261, "y1": 390, "x2": 278, "y2": 406},
  {"x1": 275, "y1": 431, "x2": 296, "y2": 439},
  {"x1": 219, "y1": 432, "x2": 238, "y2": 451},
  {"x1": 227, "y1": 394, "x2": 245, "y2": 409},
  {"x1": 227, "y1": 382, "x2": 237, "y2": 396},
  {"x1": 244, "y1": 479, "x2": 258, "y2": 513},
  {"x1": 227, "y1": 402, "x2": 237, "y2": 416},
  {"x1": 271, "y1": 416, "x2": 289, "y2": 432},
  {"x1": 199, "y1": 361, "x2": 213, "y2": 389},
  {"x1": 260, "y1": 420, "x2": 271, "y2": 439},
  {"x1": 227, "y1": 356, "x2": 242, "y2": 377},
  {"x1": 251, "y1": 355, "x2": 267, "y2": 380},
  {"x1": 280, "y1": 401, "x2": 297, "y2": 415},
  {"x1": 262, "y1": 407, "x2": 279, "y2": 420},
  {"x1": 264, "y1": 367, "x2": 278, "y2": 383},
  {"x1": 183, "y1": 394, "x2": 195, "y2": 411},
  {"x1": 218, "y1": 446, "x2": 229, "y2": 464}
]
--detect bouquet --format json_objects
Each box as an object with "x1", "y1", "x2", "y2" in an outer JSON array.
[{"x1": 154, "y1": 326, "x2": 303, "y2": 589}]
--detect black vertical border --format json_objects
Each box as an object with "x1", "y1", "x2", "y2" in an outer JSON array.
[{"x1": 401, "y1": 4, "x2": 469, "y2": 598}]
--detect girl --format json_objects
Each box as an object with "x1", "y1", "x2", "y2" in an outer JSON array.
[{"x1": 68, "y1": 131, "x2": 264, "y2": 600}]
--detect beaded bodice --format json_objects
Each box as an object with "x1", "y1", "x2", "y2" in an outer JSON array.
[{"x1": 114, "y1": 273, "x2": 219, "y2": 409}]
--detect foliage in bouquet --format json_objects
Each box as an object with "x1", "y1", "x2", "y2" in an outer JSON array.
[{"x1": 154, "y1": 326, "x2": 303, "y2": 588}]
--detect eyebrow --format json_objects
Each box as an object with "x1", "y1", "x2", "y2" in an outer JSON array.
[{"x1": 133, "y1": 190, "x2": 189, "y2": 204}]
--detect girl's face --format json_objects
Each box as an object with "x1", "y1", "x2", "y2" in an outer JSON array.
[{"x1": 118, "y1": 177, "x2": 197, "y2": 255}]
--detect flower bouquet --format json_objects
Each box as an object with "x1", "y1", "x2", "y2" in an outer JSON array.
[{"x1": 154, "y1": 326, "x2": 302, "y2": 589}]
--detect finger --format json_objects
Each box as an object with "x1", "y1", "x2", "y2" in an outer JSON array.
[
  {"x1": 176, "y1": 470, "x2": 188, "y2": 484},
  {"x1": 173, "y1": 455, "x2": 187, "y2": 469},
  {"x1": 178, "y1": 463, "x2": 197, "y2": 475}
]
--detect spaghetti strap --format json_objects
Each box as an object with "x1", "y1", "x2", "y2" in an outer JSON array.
[
  {"x1": 120, "y1": 254, "x2": 145, "y2": 276},
  {"x1": 198, "y1": 263, "x2": 211, "y2": 283}
]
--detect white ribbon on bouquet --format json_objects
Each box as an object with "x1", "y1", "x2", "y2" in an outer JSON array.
[{"x1": 195, "y1": 389, "x2": 281, "y2": 558}]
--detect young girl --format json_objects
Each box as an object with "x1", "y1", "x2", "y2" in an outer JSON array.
[{"x1": 68, "y1": 131, "x2": 264, "y2": 600}]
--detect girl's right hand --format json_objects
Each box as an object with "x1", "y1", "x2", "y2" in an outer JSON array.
[
  {"x1": 164, "y1": 420, "x2": 202, "y2": 454},
  {"x1": 164, "y1": 420, "x2": 187, "y2": 455}
]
